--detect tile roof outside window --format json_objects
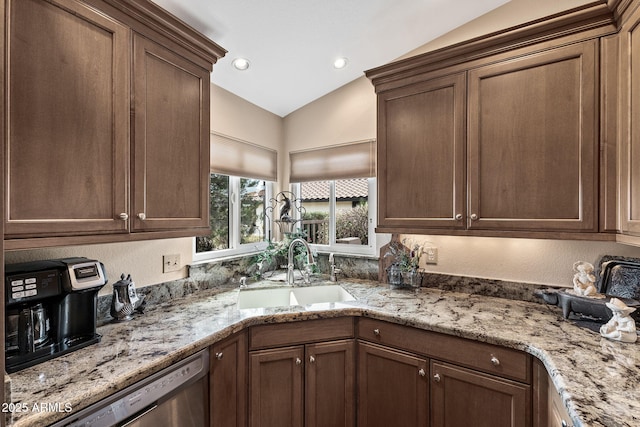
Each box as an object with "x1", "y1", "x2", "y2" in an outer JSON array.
[{"x1": 301, "y1": 178, "x2": 368, "y2": 200}]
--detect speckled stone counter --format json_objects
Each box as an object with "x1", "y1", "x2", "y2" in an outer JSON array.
[{"x1": 5, "y1": 279, "x2": 639, "y2": 427}]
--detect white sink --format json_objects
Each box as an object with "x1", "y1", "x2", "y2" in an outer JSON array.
[
  {"x1": 236, "y1": 287, "x2": 295, "y2": 309},
  {"x1": 292, "y1": 285, "x2": 356, "y2": 305},
  {"x1": 237, "y1": 285, "x2": 355, "y2": 309}
]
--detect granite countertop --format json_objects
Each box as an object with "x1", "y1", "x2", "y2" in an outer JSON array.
[{"x1": 5, "y1": 278, "x2": 640, "y2": 427}]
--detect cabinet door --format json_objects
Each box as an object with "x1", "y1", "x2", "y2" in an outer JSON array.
[
  {"x1": 211, "y1": 332, "x2": 247, "y2": 427},
  {"x1": 5, "y1": 0, "x2": 129, "y2": 237},
  {"x1": 467, "y1": 40, "x2": 598, "y2": 232},
  {"x1": 357, "y1": 342, "x2": 428, "y2": 427},
  {"x1": 620, "y1": 6, "x2": 640, "y2": 235},
  {"x1": 132, "y1": 34, "x2": 210, "y2": 233},
  {"x1": 431, "y1": 361, "x2": 530, "y2": 427},
  {"x1": 305, "y1": 340, "x2": 355, "y2": 427},
  {"x1": 377, "y1": 72, "x2": 466, "y2": 230},
  {"x1": 249, "y1": 346, "x2": 304, "y2": 427}
]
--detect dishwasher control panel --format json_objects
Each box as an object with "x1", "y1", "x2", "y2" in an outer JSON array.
[{"x1": 53, "y1": 349, "x2": 208, "y2": 427}]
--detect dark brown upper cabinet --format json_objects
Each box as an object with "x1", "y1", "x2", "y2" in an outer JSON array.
[
  {"x1": 366, "y1": 2, "x2": 618, "y2": 240},
  {"x1": 3, "y1": 0, "x2": 225, "y2": 249}
]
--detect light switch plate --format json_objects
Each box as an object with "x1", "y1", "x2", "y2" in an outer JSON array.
[{"x1": 163, "y1": 254, "x2": 181, "y2": 273}]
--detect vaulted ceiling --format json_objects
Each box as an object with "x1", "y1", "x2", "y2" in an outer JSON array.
[{"x1": 150, "y1": 0, "x2": 509, "y2": 117}]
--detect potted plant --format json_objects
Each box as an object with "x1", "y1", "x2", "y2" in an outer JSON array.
[{"x1": 384, "y1": 239, "x2": 424, "y2": 288}]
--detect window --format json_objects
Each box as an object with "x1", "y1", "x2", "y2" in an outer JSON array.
[
  {"x1": 194, "y1": 174, "x2": 272, "y2": 260},
  {"x1": 293, "y1": 178, "x2": 376, "y2": 255}
]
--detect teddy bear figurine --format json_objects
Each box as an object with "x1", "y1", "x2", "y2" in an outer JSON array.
[{"x1": 572, "y1": 261, "x2": 597, "y2": 296}]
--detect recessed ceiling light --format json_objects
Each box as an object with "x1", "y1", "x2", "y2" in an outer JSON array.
[
  {"x1": 333, "y1": 57, "x2": 348, "y2": 69},
  {"x1": 232, "y1": 57, "x2": 250, "y2": 71}
]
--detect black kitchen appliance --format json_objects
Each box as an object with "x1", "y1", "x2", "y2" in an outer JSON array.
[{"x1": 5, "y1": 257, "x2": 107, "y2": 373}]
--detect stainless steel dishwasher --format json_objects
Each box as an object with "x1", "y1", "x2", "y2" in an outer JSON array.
[{"x1": 51, "y1": 349, "x2": 209, "y2": 427}]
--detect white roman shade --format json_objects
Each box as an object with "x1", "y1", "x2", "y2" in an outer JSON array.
[
  {"x1": 210, "y1": 132, "x2": 278, "y2": 182},
  {"x1": 289, "y1": 140, "x2": 376, "y2": 183}
]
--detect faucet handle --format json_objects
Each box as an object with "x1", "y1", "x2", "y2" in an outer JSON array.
[
  {"x1": 239, "y1": 277, "x2": 247, "y2": 288},
  {"x1": 329, "y1": 253, "x2": 335, "y2": 264}
]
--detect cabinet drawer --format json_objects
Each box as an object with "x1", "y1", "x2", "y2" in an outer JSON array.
[
  {"x1": 250, "y1": 317, "x2": 354, "y2": 350},
  {"x1": 358, "y1": 318, "x2": 530, "y2": 383}
]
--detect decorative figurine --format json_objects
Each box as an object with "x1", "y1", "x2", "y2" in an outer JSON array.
[
  {"x1": 110, "y1": 273, "x2": 145, "y2": 322},
  {"x1": 600, "y1": 298, "x2": 637, "y2": 343},
  {"x1": 279, "y1": 195, "x2": 291, "y2": 222},
  {"x1": 572, "y1": 261, "x2": 597, "y2": 296}
]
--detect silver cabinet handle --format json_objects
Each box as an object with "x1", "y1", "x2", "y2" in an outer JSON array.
[
  {"x1": 138, "y1": 213, "x2": 146, "y2": 220},
  {"x1": 490, "y1": 356, "x2": 500, "y2": 366},
  {"x1": 309, "y1": 355, "x2": 315, "y2": 363},
  {"x1": 470, "y1": 213, "x2": 478, "y2": 220},
  {"x1": 295, "y1": 357, "x2": 302, "y2": 365},
  {"x1": 373, "y1": 328, "x2": 380, "y2": 336},
  {"x1": 418, "y1": 368, "x2": 426, "y2": 377},
  {"x1": 215, "y1": 352, "x2": 223, "y2": 360},
  {"x1": 433, "y1": 373, "x2": 441, "y2": 382},
  {"x1": 455, "y1": 214, "x2": 463, "y2": 220},
  {"x1": 119, "y1": 213, "x2": 129, "y2": 220}
]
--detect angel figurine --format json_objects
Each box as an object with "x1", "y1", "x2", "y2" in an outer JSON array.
[
  {"x1": 600, "y1": 298, "x2": 637, "y2": 343},
  {"x1": 572, "y1": 261, "x2": 597, "y2": 296}
]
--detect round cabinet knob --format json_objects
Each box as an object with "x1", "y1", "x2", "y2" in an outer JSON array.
[
  {"x1": 295, "y1": 358, "x2": 302, "y2": 365},
  {"x1": 433, "y1": 373, "x2": 441, "y2": 382},
  {"x1": 470, "y1": 213, "x2": 478, "y2": 220},
  {"x1": 119, "y1": 213, "x2": 129, "y2": 221},
  {"x1": 455, "y1": 214, "x2": 463, "y2": 220},
  {"x1": 490, "y1": 355, "x2": 500, "y2": 366},
  {"x1": 418, "y1": 368, "x2": 426, "y2": 377},
  {"x1": 215, "y1": 352, "x2": 223, "y2": 360},
  {"x1": 138, "y1": 213, "x2": 146, "y2": 220},
  {"x1": 373, "y1": 329, "x2": 380, "y2": 336},
  {"x1": 309, "y1": 355, "x2": 315, "y2": 363}
]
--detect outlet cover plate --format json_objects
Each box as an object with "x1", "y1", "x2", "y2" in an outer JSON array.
[{"x1": 163, "y1": 254, "x2": 181, "y2": 273}]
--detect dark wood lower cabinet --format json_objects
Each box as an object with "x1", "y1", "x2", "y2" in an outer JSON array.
[
  {"x1": 210, "y1": 331, "x2": 248, "y2": 427},
  {"x1": 249, "y1": 346, "x2": 305, "y2": 427},
  {"x1": 357, "y1": 341, "x2": 429, "y2": 427},
  {"x1": 216, "y1": 319, "x2": 533, "y2": 427},
  {"x1": 248, "y1": 340, "x2": 356, "y2": 427},
  {"x1": 305, "y1": 340, "x2": 355, "y2": 427},
  {"x1": 430, "y1": 361, "x2": 530, "y2": 427}
]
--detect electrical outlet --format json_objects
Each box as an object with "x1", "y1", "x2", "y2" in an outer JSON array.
[
  {"x1": 425, "y1": 247, "x2": 438, "y2": 265},
  {"x1": 163, "y1": 254, "x2": 181, "y2": 273}
]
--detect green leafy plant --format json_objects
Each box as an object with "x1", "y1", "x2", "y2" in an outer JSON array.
[
  {"x1": 252, "y1": 230, "x2": 317, "y2": 279},
  {"x1": 384, "y1": 238, "x2": 423, "y2": 271}
]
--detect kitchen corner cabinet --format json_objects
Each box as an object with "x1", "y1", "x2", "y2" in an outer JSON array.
[
  {"x1": 368, "y1": 17, "x2": 608, "y2": 238},
  {"x1": 619, "y1": 4, "x2": 640, "y2": 237},
  {"x1": 357, "y1": 341, "x2": 429, "y2": 427},
  {"x1": 357, "y1": 318, "x2": 532, "y2": 427},
  {"x1": 210, "y1": 331, "x2": 248, "y2": 427},
  {"x1": 248, "y1": 318, "x2": 356, "y2": 427},
  {"x1": 3, "y1": 0, "x2": 223, "y2": 247}
]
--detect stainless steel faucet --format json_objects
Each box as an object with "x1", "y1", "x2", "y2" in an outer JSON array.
[
  {"x1": 287, "y1": 238, "x2": 315, "y2": 286},
  {"x1": 329, "y1": 253, "x2": 341, "y2": 282}
]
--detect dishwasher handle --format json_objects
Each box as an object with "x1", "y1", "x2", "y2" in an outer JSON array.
[{"x1": 120, "y1": 404, "x2": 158, "y2": 427}]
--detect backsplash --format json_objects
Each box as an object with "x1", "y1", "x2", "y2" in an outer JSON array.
[{"x1": 96, "y1": 253, "x2": 547, "y2": 324}]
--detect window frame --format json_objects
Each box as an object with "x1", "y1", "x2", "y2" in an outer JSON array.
[
  {"x1": 193, "y1": 175, "x2": 272, "y2": 262},
  {"x1": 293, "y1": 178, "x2": 377, "y2": 256}
]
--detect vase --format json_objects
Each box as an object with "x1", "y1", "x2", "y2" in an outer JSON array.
[
  {"x1": 402, "y1": 269, "x2": 422, "y2": 288},
  {"x1": 386, "y1": 264, "x2": 404, "y2": 288}
]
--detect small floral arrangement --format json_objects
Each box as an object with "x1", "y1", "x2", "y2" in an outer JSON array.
[{"x1": 384, "y1": 238, "x2": 423, "y2": 272}]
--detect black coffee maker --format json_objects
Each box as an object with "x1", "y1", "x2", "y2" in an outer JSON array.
[{"x1": 5, "y1": 257, "x2": 107, "y2": 373}]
